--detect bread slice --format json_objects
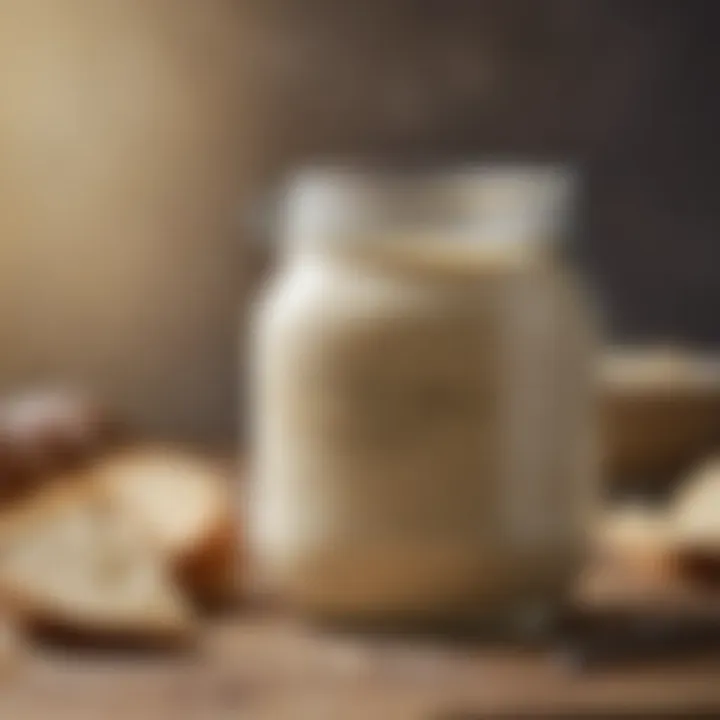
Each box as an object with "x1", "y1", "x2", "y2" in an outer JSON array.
[
  {"x1": 672, "y1": 458, "x2": 720, "y2": 584},
  {"x1": 593, "y1": 503, "x2": 676, "y2": 584},
  {"x1": 0, "y1": 486, "x2": 195, "y2": 647},
  {"x1": 92, "y1": 447, "x2": 239, "y2": 608}
]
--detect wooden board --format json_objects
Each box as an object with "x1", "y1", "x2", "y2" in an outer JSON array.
[
  {"x1": 1, "y1": 599, "x2": 719, "y2": 720},
  {"x1": 2, "y1": 502, "x2": 720, "y2": 720}
]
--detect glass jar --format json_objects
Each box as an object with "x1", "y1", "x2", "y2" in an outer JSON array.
[{"x1": 251, "y1": 166, "x2": 598, "y2": 632}]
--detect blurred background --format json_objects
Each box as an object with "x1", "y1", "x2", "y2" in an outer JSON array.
[{"x1": 0, "y1": 0, "x2": 718, "y2": 445}]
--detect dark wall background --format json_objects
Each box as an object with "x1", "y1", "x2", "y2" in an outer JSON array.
[
  {"x1": 0, "y1": 0, "x2": 718, "y2": 443},
  {"x1": 246, "y1": 0, "x2": 720, "y2": 344}
]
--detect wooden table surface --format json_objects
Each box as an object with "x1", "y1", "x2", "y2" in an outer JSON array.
[
  {"x1": 2, "y1": 600, "x2": 720, "y2": 720},
  {"x1": 2, "y1": 500, "x2": 720, "y2": 720}
]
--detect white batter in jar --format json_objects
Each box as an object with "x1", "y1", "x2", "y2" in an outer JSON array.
[{"x1": 251, "y1": 167, "x2": 598, "y2": 630}]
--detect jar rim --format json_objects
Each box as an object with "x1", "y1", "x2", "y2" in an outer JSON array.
[{"x1": 281, "y1": 162, "x2": 578, "y2": 256}]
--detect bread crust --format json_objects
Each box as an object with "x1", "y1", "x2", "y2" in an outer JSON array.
[
  {"x1": 672, "y1": 458, "x2": 720, "y2": 586},
  {"x1": 92, "y1": 446, "x2": 241, "y2": 609},
  {"x1": 0, "y1": 485, "x2": 196, "y2": 648}
]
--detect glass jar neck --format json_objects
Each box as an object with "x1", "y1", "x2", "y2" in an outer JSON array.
[{"x1": 282, "y1": 166, "x2": 575, "y2": 267}]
